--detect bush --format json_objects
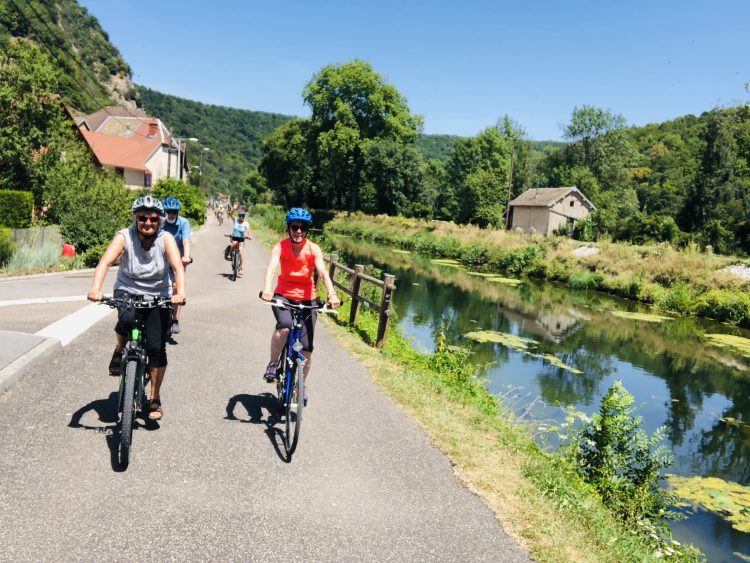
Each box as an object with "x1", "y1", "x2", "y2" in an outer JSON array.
[
  {"x1": 152, "y1": 178, "x2": 206, "y2": 224},
  {"x1": 694, "y1": 289, "x2": 750, "y2": 326},
  {"x1": 657, "y1": 284, "x2": 693, "y2": 315},
  {"x1": 78, "y1": 242, "x2": 110, "y2": 268},
  {"x1": 0, "y1": 227, "x2": 15, "y2": 266},
  {"x1": 0, "y1": 190, "x2": 33, "y2": 227},
  {"x1": 568, "y1": 271, "x2": 604, "y2": 290}
]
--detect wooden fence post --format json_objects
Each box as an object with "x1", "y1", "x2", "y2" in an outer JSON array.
[
  {"x1": 375, "y1": 274, "x2": 395, "y2": 348},
  {"x1": 349, "y1": 265, "x2": 364, "y2": 325},
  {"x1": 328, "y1": 253, "x2": 338, "y2": 285}
]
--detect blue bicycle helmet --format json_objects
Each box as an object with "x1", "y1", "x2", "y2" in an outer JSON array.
[
  {"x1": 162, "y1": 196, "x2": 181, "y2": 211},
  {"x1": 285, "y1": 207, "x2": 313, "y2": 226}
]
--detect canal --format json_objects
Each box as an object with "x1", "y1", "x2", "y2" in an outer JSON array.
[{"x1": 332, "y1": 235, "x2": 750, "y2": 562}]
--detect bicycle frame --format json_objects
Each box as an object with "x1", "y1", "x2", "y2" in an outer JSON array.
[{"x1": 280, "y1": 309, "x2": 307, "y2": 406}]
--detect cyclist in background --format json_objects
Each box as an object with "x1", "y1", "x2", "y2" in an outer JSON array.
[
  {"x1": 87, "y1": 195, "x2": 185, "y2": 421},
  {"x1": 260, "y1": 208, "x2": 340, "y2": 401},
  {"x1": 161, "y1": 197, "x2": 191, "y2": 335},
  {"x1": 230, "y1": 209, "x2": 251, "y2": 275}
]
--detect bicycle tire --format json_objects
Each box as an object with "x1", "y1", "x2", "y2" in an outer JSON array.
[
  {"x1": 230, "y1": 250, "x2": 238, "y2": 281},
  {"x1": 285, "y1": 359, "x2": 303, "y2": 457},
  {"x1": 275, "y1": 347, "x2": 288, "y2": 416},
  {"x1": 119, "y1": 358, "x2": 138, "y2": 467}
]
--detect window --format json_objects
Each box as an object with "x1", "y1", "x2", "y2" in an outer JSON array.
[
  {"x1": 114, "y1": 167, "x2": 124, "y2": 177},
  {"x1": 144, "y1": 172, "x2": 152, "y2": 188},
  {"x1": 569, "y1": 200, "x2": 575, "y2": 207}
]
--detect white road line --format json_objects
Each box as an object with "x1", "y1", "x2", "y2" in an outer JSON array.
[
  {"x1": 35, "y1": 303, "x2": 113, "y2": 346},
  {"x1": 0, "y1": 295, "x2": 86, "y2": 307}
]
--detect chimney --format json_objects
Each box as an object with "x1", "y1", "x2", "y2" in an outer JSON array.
[{"x1": 147, "y1": 119, "x2": 158, "y2": 139}]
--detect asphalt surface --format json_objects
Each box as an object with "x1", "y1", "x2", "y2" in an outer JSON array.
[{"x1": 0, "y1": 220, "x2": 529, "y2": 562}]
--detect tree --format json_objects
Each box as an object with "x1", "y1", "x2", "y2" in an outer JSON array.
[
  {"x1": 0, "y1": 38, "x2": 72, "y2": 202},
  {"x1": 301, "y1": 60, "x2": 423, "y2": 210},
  {"x1": 563, "y1": 105, "x2": 626, "y2": 169},
  {"x1": 359, "y1": 139, "x2": 424, "y2": 215}
]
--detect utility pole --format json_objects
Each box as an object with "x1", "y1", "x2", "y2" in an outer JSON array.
[{"x1": 504, "y1": 146, "x2": 515, "y2": 230}]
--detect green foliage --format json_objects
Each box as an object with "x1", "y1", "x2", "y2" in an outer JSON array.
[
  {"x1": 0, "y1": 189, "x2": 33, "y2": 227},
  {"x1": 416, "y1": 134, "x2": 463, "y2": 161},
  {"x1": 0, "y1": 0, "x2": 130, "y2": 112},
  {"x1": 0, "y1": 226, "x2": 14, "y2": 266},
  {"x1": 558, "y1": 381, "x2": 697, "y2": 558},
  {"x1": 568, "y1": 271, "x2": 604, "y2": 290},
  {"x1": 151, "y1": 178, "x2": 206, "y2": 224},
  {"x1": 694, "y1": 289, "x2": 750, "y2": 326}
]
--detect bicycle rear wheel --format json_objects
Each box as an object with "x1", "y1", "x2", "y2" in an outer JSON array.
[
  {"x1": 119, "y1": 358, "x2": 138, "y2": 467},
  {"x1": 285, "y1": 359, "x2": 303, "y2": 457}
]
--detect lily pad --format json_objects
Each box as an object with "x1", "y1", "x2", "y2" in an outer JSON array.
[
  {"x1": 430, "y1": 258, "x2": 462, "y2": 268},
  {"x1": 393, "y1": 249, "x2": 411, "y2": 255},
  {"x1": 464, "y1": 330, "x2": 535, "y2": 352},
  {"x1": 467, "y1": 272, "x2": 497, "y2": 278},
  {"x1": 538, "y1": 354, "x2": 583, "y2": 374},
  {"x1": 611, "y1": 311, "x2": 672, "y2": 323},
  {"x1": 667, "y1": 475, "x2": 750, "y2": 534},
  {"x1": 704, "y1": 334, "x2": 750, "y2": 358},
  {"x1": 487, "y1": 276, "x2": 523, "y2": 286}
]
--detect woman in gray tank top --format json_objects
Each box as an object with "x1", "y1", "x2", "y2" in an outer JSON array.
[{"x1": 88, "y1": 196, "x2": 185, "y2": 421}]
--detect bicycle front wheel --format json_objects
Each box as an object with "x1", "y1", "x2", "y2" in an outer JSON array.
[
  {"x1": 230, "y1": 250, "x2": 239, "y2": 281},
  {"x1": 285, "y1": 360, "x2": 303, "y2": 457},
  {"x1": 119, "y1": 358, "x2": 138, "y2": 467}
]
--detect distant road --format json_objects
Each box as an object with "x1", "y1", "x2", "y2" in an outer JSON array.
[{"x1": 0, "y1": 220, "x2": 529, "y2": 561}]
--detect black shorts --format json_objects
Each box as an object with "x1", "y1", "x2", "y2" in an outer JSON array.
[
  {"x1": 272, "y1": 294, "x2": 317, "y2": 352},
  {"x1": 113, "y1": 290, "x2": 170, "y2": 368}
]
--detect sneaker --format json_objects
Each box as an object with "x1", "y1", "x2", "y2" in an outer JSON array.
[
  {"x1": 170, "y1": 320, "x2": 181, "y2": 335},
  {"x1": 108, "y1": 349, "x2": 122, "y2": 376},
  {"x1": 263, "y1": 361, "x2": 277, "y2": 383}
]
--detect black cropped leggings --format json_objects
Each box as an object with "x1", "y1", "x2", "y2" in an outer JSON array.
[{"x1": 113, "y1": 290, "x2": 170, "y2": 368}]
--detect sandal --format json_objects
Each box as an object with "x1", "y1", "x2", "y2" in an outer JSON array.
[{"x1": 148, "y1": 399, "x2": 162, "y2": 421}]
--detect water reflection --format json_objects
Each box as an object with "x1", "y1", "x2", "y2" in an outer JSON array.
[{"x1": 332, "y1": 236, "x2": 750, "y2": 559}]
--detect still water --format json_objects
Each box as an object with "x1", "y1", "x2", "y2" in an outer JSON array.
[{"x1": 332, "y1": 236, "x2": 750, "y2": 562}]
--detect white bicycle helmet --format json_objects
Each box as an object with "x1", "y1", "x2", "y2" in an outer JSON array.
[{"x1": 131, "y1": 195, "x2": 165, "y2": 216}]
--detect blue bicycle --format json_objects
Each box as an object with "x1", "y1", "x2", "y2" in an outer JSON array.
[{"x1": 261, "y1": 295, "x2": 337, "y2": 457}]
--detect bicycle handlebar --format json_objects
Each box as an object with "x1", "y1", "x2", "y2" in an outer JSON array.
[
  {"x1": 97, "y1": 295, "x2": 185, "y2": 309},
  {"x1": 258, "y1": 292, "x2": 339, "y2": 315},
  {"x1": 225, "y1": 234, "x2": 251, "y2": 240}
]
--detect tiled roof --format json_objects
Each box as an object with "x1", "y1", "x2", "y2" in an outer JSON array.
[
  {"x1": 80, "y1": 129, "x2": 159, "y2": 172},
  {"x1": 509, "y1": 187, "x2": 594, "y2": 209},
  {"x1": 84, "y1": 106, "x2": 147, "y2": 132}
]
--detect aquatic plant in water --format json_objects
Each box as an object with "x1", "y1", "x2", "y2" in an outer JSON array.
[
  {"x1": 611, "y1": 311, "x2": 673, "y2": 323},
  {"x1": 667, "y1": 475, "x2": 750, "y2": 533},
  {"x1": 430, "y1": 258, "x2": 462, "y2": 267},
  {"x1": 704, "y1": 333, "x2": 750, "y2": 359},
  {"x1": 464, "y1": 331, "x2": 581, "y2": 373}
]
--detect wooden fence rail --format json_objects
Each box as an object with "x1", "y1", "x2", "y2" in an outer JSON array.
[{"x1": 323, "y1": 253, "x2": 396, "y2": 348}]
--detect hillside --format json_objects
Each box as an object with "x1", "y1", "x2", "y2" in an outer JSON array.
[
  {"x1": 0, "y1": 0, "x2": 135, "y2": 111},
  {"x1": 137, "y1": 86, "x2": 294, "y2": 196}
]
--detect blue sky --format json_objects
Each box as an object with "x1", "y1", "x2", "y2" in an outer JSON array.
[{"x1": 79, "y1": 0, "x2": 749, "y2": 140}]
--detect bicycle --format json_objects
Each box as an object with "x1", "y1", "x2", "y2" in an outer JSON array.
[
  {"x1": 260, "y1": 293, "x2": 338, "y2": 458},
  {"x1": 99, "y1": 295, "x2": 179, "y2": 467},
  {"x1": 225, "y1": 234, "x2": 250, "y2": 281}
]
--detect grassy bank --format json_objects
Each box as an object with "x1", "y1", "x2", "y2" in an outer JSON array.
[
  {"x1": 249, "y1": 207, "x2": 696, "y2": 562},
  {"x1": 325, "y1": 212, "x2": 750, "y2": 328}
]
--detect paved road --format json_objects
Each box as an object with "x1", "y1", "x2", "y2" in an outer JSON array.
[{"x1": 0, "y1": 220, "x2": 529, "y2": 562}]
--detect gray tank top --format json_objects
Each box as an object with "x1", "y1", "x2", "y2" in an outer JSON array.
[{"x1": 114, "y1": 225, "x2": 171, "y2": 297}]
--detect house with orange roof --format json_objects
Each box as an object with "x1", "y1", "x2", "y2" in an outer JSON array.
[{"x1": 78, "y1": 107, "x2": 192, "y2": 190}]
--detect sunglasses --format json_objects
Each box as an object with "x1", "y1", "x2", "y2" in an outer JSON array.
[
  {"x1": 137, "y1": 215, "x2": 160, "y2": 224},
  {"x1": 289, "y1": 223, "x2": 309, "y2": 232},
  {"x1": 166, "y1": 211, "x2": 178, "y2": 215}
]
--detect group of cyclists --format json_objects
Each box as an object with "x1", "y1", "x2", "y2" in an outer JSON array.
[{"x1": 87, "y1": 195, "x2": 339, "y2": 422}]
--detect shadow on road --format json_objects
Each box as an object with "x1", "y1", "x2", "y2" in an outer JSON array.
[
  {"x1": 69, "y1": 392, "x2": 159, "y2": 472},
  {"x1": 225, "y1": 393, "x2": 289, "y2": 462}
]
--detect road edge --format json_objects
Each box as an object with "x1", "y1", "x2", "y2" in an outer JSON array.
[{"x1": 0, "y1": 337, "x2": 61, "y2": 394}]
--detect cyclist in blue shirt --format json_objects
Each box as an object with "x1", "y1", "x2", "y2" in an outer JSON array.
[{"x1": 162, "y1": 197, "x2": 191, "y2": 334}]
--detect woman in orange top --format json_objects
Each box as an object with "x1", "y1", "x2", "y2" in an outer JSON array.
[{"x1": 260, "y1": 208, "x2": 340, "y2": 391}]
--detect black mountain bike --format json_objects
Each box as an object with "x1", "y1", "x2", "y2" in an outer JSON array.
[
  {"x1": 261, "y1": 294, "x2": 337, "y2": 458},
  {"x1": 100, "y1": 295, "x2": 176, "y2": 467},
  {"x1": 225, "y1": 234, "x2": 250, "y2": 281}
]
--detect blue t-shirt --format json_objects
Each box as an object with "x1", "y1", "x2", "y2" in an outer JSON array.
[{"x1": 162, "y1": 216, "x2": 191, "y2": 256}]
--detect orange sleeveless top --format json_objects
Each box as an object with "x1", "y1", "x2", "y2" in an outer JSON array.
[{"x1": 274, "y1": 238, "x2": 317, "y2": 300}]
